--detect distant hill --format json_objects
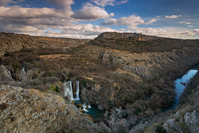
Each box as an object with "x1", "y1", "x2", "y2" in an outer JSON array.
[
  {"x1": 90, "y1": 32, "x2": 199, "y2": 53},
  {"x1": 0, "y1": 32, "x2": 89, "y2": 56}
]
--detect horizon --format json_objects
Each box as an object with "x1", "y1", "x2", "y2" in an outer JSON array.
[{"x1": 0, "y1": 0, "x2": 199, "y2": 39}]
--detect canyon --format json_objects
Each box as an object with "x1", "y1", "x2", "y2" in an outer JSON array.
[{"x1": 0, "y1": 32, "x2": 199, "y2": 132}]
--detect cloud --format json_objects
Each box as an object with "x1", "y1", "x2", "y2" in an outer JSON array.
[
  {"x1": 91, "y1": 0, "x2": 115, "y2": 7},
  {"x1": 179, "y1": 21, "x2": 193, "y2": 27},
  {"x1": 179, "y1": 21, "x2": 186, "y2": 24},
  {"x1": 45, "y1": 0, "x2": 74, "y2": 10},
  {"x1": 145, "y1": 18, "x2": 158, "y2": 24},
  {"x1": 185, "y1": 22, "x2": 191, "y2": 25},
  {"x1": 91, "y1": 0, "x2": 128, "y2": 7},
  {"x1": 45, "y1": 0, "x2": 74, "y2": 18},
  {"x1": 102, "y1": 15, "x2": 144, "y2": 28},
  {"x1": 71, "y1": 3, "x2": 111, "y2": 20},
  {"x1": 117, "y1": 0, "x2": 128, "y2": 5},
  {"x1": 0, "y1": 0, "x2": 15, "y2": 5},
  {"x1": 0, "y1": 6, "x2": 65, "y2": 19},
  {"x1": 188, "y1": 25, "x2": 194, "y2": 28},
  {"x1": 102, "y1": 15, "x2": 157, "y2": 29},
  {"x1": 165, "y1": 15, "x2": 181, "y2": 19}
]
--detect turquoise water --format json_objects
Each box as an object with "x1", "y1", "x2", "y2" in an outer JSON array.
[
  {"x1": 166, "y1": 69, "x2": 198, "y2": 110},
  {"x1": 74, "y1": 100, "x2": 105, "y2": 121}
]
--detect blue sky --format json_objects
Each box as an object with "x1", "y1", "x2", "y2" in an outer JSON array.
[{"x1": 0, "y1": 0, "x2": 199, "y2": 39}]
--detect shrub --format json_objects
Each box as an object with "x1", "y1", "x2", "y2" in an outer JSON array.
[
  {"x1": 80, "y1": 79, "x2": 87, "y2": 87},
  {"x1": 12, "y1": 63, "x2": 19, "y2": 70},
  {"x1": 51, "y1": 85, "x2": 59, "y2": 93},
  {"x1": 68, "y1": 72, "x2": 73, "y2": 79},
  {"x1": 155, "y1": 125, "x2": 166, "y2": 133}
]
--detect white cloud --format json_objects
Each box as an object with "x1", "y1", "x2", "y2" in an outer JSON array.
[
  {"x1": 185, "y1": 22, "x2": 191, "y2": 25},
  {"x1": 117, "y1": 0, "x2": 128, "y2": 5},
  {"x1": 91, "y1": 0, "x2": 115, "y2": 7},
  {"x1": 145, "y1": 18, "x2": 158, "y2": 24},
  {"x1": 0, "y1": 6, "x2": 65, "y2": 18},
  {"x1": 91, "y1": 0, "x2": 128, "y2": 7},
  {"x1": 165, "y1": 15, "x2": 181, "y2": 19},
  {"x1": 179, "y1": 21, "x2": 193, "y2": 27},
  {"x1": 102, "y1": 15, "x2": 157, "y2": 29},
  {"x1": 45, "y1": 0, "x2": 74, "y2": 18},
  {"x1": 179, "y1": 21, "x2": 186, "y2": 24},
  {"x1": 71, "y1": 3, "x2": 111, "y2": 20}
]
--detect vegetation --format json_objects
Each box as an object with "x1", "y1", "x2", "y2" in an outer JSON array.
[
  {"x1": 1, "y1": 32, "x2": 199, "y2": 126},
  {"x1": 155, "y1": 125, "x2": 166, "y2": 133}
]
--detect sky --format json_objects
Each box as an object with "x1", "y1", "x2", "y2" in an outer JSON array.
[{"x1": 0, "y1": 0, "x2": 199, "y2": 39}]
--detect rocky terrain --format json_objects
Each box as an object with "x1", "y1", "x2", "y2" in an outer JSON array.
[
  {"x1": 0, "y1": 32, "x2": 89, "y2": 56},
  {"x1": 0, "y1": 32, "x2": 199, "y2": 132},
  {"x1": 144, "y1": 72, "x2": 199, "y2": 133},
  {"x1": 0, "y1": 85, "x2": 108, "y2": 133}
]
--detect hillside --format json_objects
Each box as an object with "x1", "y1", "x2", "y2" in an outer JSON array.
[
  {"x1": 0, "y1": 32, "x2": 89, "y2": 56},
  {"x1": 0, "y1": 32, "x2": 199, "y2": 132}
]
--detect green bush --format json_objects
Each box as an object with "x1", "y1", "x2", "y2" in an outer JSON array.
[
  {"x1": 155, "y1": 125, "x2": 166, "y2": 133},
  {"x1": 52, "y1": 85, "x2": 59, "y2": 93},
  {"x1": 12, "y1": 63, "x2": 19, "y2": 70},
  {"x1": 68, "y1": 72, "x2": 73, "y2": 79},
  {"x1": 80, "y1": 79, "x2": 87, "y2": 87}
]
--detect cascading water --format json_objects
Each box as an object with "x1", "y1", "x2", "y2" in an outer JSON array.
[
  {"x1": 20, "y1": 67, "x2": 27, "y2": 81},
  {"x1": 63, "y1": 81, "x2": 74, "y2": 100},
  {"x1": 75, "y1": 80, "x2": 80, "y2": 100},
  {"x1": 83, "y1": 103, "x2": 89, "y2": 112},
  {"x1": 62, "y1": 80, "x2": 105, "y2": 120}
]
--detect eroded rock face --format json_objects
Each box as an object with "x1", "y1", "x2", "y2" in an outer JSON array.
[
  {"x1": 0, "y1": 85, "x2": 104, "y2": 133},
  {"x1": 184, "y1": 111, "x2": 199, "y2": 133},
  {"x1": 96, "y1": 32, "x2": 159, "y2": 41}
]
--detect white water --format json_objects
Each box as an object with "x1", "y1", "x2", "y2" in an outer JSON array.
[
  {"x1": 63, "y1": 80, "x2": 95, "y2": 113},
  {"x1": 75, "y1": 81, "x2": 80, "y2": 100},
  {"x1": 63, "y1": 81, "x2": 74, "y2": 100},
  {"x1": 20, "y1": 67, "x2": 27, "y2": 81},
  {"x1": 88, "y1": 105, "x2": 91, "y2": 109},
  {"x1": 83, "y1": 103, "x2": 89, "y2": 112}
]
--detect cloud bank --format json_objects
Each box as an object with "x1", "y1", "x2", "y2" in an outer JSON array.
[{"x1": 0, "y1": 0, "x2": 198, "y2": 39}]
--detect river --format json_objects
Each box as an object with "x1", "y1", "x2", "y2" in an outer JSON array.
[{"x1": 166, "y1": 66, "x2": 199, "y2": 110}]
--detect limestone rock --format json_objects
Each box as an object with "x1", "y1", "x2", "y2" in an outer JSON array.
[
  {"x1": 0, "y1": 85, "x2": 103, "y2": 133},
  {"x1": 184, "y1": 111, "x2": 199, "y2": 133}
]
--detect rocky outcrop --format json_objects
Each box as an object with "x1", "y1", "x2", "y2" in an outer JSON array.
[
  {"x1": 0, "y1": 85, "x2": 107, "y2": 133},
  {"x1": 96, "y1": 32, "x2": 160, "y2": 41}
]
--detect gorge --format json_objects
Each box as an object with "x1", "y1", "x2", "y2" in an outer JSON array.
[{"x1": 1, "y1": 32, "x2": 199, "y2": 132}]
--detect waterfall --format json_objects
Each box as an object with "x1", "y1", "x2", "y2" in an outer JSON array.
[
  {"x1": 6, "y1": 69, "x2": 12, "y2": 80},
  {"x1": 88, "y1": 105, "x2": 91, "y2": 109},
  {"x1": 63, "y1": 81, "x2": 74, "y2": 100},
  {"x1": 83, "y1": 103, "x2": 89, "y2": 112},
  {"x1": 75, "y1": 80, "x2": 80, "y2": 100},
  {"x1": 20, "y1": 67, "x2": 27, "y2": 81}
]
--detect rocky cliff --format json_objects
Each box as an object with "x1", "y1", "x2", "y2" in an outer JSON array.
[
  {"x1": 96, "y1": 32, "x2": 160, "y2": 41},
  {"x1": 0, "y1": 85, "x2": 107, "y2": 133}
]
